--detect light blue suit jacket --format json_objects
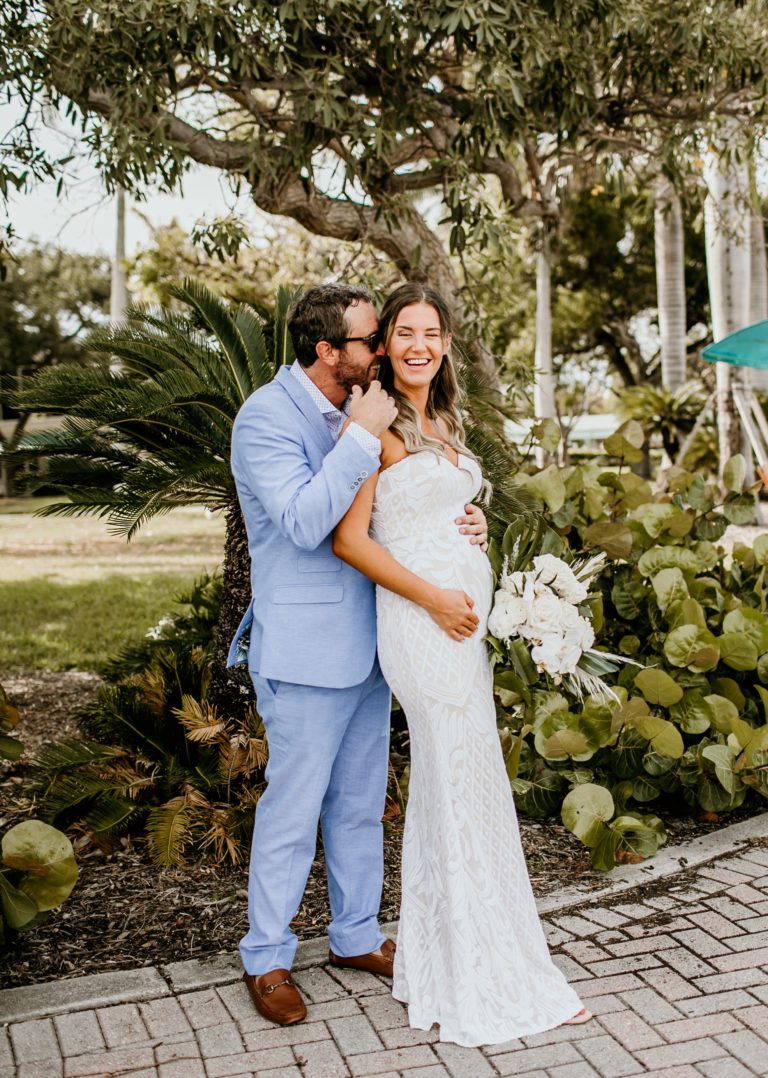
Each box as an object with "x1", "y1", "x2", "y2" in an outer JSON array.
[{"x1": 228, "y1": 365, "x2": 380, "y2": 688}]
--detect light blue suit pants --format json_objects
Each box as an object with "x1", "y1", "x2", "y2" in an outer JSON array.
[{"x1": 240, "y1": 661, "x2": 391, "y2": 975}]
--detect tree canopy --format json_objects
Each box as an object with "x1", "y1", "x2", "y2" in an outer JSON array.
[{"x1": 3, "y1": 0, "x2": 767, "y2": 361}]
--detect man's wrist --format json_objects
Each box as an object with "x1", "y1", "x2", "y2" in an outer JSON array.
[{"x1": 345, "y1": 421, "x2": 382, "y2": 458}]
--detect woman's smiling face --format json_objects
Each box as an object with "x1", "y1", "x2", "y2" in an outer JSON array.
[{"x1": 386, "y1": 302, "x2": 451, "y2": 395}]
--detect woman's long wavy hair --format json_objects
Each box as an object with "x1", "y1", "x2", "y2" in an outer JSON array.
[{"x1": 378, "y1": 283, "x2": 481, "y2": 468}]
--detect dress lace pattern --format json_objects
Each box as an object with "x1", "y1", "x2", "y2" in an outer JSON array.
[{"x1": 371, "y1": 451, "x2": 583, "y2": 1047}]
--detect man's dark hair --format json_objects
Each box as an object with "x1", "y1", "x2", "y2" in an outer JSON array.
[{"x1": 287, "y1": 284, "x2": 372, "y2": 368}]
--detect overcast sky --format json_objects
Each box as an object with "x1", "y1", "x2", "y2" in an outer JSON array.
[{"x1": 1, "y1": 99, "x2": 264, "y2": 257}]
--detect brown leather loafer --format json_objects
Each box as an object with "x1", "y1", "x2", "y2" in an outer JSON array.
[
  {"x1": 243, "y1": 968, "x2": 307, "y2": 1025},
  {"x1": 328, "y1": 937, "x2": 396, "y2": 977}
]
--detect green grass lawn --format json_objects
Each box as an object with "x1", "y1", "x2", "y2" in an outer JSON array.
[{"x1": 0, "y1": 505, "x2": 226, "y2": 672}]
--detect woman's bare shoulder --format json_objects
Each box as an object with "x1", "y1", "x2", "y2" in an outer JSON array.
[{"x1": 380, "y1": 428, "x2": 408, "y2": 471}]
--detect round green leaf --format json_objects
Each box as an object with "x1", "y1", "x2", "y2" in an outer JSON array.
[
  {"x1": 543, "y1": 729, "x2": 589, "y2": 760},
  {"x1": 634, "y1": 669, "x2": 684, "y2": 707},
  {"x1": 704, "y1": 694, "x2": 739, "y2": 733},
  {"x1": 669, "y1": 690, "x2": 713, "y2": 735},
  {"x1": 525, "y1": 464, "x2": 566, "y2": 513},
  {"x1": 723, "y1": 607, "x2": 768, "y2": 654},
  {"x1": 664, "y1": 626, "x2": 720, "y2": 671},
  {"x1": 584, "y1": 522, "x2": 633, "y2": 560},
  {"x1": 619, "y1": 635, "x2": 641, "y2": 655},
  {"x1": 754, "y1": 534, "x2": 768, "y2": 565},
  {"x1": 723, "y1": 493, "x2": 756, "y2": 525},
  {"x1": 637, "y1": 547, "x2": 700, "y2": 577},
  {"x1": 2, "y1": 821, "x2": 78, "y2": 912},
  {"x1": 0, "y1": 875, "x2": 39, "y2": 930},
  {"x1": 723, "y1": 454, "x2": 746, "y2": 492},
  {"x1": 717, "y1": 632, "x2": 758, "y2": 671},
  {"x1": 604, "y1": 420, "x2": 644, "y2": 463},
  {"x1": 652, "y1": 568, "x2": 689, "y2": 612},
  {"x1": 633, "y1": 714, "x2": 685, "y2": 758},
  {"x1": 561, "y1": 783, "x2": 615, "y2": 847}
]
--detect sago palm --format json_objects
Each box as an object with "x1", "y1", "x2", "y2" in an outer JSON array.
[{"x1": 13, "y1": 279, "x2": 298, "y2": 717}]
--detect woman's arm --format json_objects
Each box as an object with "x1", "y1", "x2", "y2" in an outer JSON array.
[{"x1": 333, "y1": 474, "x2": 479, "y2": 642}]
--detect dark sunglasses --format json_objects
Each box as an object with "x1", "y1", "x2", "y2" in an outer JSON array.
[{"x1": 333, "y1": 331, "x2": 382, "y2": 353}]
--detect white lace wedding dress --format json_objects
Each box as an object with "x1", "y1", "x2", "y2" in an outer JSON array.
[{"x1": 370, "y1": 450, "x2": 584, "y2": 1047}]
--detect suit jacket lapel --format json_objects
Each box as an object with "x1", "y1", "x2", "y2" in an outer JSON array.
[{"x1": 274, "y1": 365, "x2": 335, "y2": 454}]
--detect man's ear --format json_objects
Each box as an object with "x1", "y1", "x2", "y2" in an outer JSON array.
[{"x1": 315, "y1": 340, "x2": 337, "y2": 366}]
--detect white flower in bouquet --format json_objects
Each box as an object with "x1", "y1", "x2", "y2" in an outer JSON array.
[
  {"x1": 531, "y1": 634, "x2": 583, "y2": 678},
  {"x1": 487, "y1": 591, "x2": 528, "y2": 640},
  {"x1": 527, "y1": 590, "x2": 563, "y2": 641},
  {"x1": 532, "y1": 554, "x2": 588, "y2": 603}
]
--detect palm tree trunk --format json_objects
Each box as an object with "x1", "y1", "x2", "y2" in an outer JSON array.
[
  {"x1": 654, "y1": 175, "x2": 686, "y2": 392},
  {"x1": 704, "y1": 146, "x2": 751, "y2": 471},
  {"x1": 208, "y1": 501, "x2": 256, "y2": 723},
  {"x1": 533, "y1": 228, "x2": 555, "y2": 466}
]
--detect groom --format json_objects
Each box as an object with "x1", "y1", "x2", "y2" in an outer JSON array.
[{"x1": 228, "y1": 284, "x2": 486, "y2": 1025}]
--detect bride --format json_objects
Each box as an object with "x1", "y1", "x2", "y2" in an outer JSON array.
[{"x1": 333, "y1": 283, "x2": 589, "y2": 1047}]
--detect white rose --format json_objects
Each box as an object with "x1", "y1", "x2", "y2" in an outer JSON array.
[
  {"x1": 533, "y1": 554, "x2": 588, "y2": 603},
  {"x1": 527, "y1": 589, "x2": 564, "y2": 641},
  {"x1": 488, "y1": 591, "x2": 529, "y2": 640},
  {"x1": 530, "y1": 634, "x2": 566, "y2": 679}
]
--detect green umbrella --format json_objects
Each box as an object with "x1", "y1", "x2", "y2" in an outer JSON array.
[{"x1": 702, "y1": 320, "x2": 768, "y2": 369}]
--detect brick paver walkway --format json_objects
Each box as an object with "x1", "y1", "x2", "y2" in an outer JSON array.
[{"x1": 3, "y1": 835, "x2": 768, "y2": 1076}]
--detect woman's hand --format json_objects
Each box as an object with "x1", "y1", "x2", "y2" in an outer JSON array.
[
  {"x1": 425, "y1": 588, "x2": 479, "y2": 641},
  {"x1": 456, "y1": 503, "x2": 488, "y2": 551}
]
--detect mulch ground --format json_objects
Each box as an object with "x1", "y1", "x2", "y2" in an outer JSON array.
[{"x1": 1, "y1": 670, "x2": 765, "y2": 990}]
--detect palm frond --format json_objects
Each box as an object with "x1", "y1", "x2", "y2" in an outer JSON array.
[
  {"x1": 146, "y1": 798, "x2": 191, "y2": 866},
  {"x1": 273, "y1": 285, "x2": 300, "y2": 368},
  {"x1": 85, "y1": 795, "x2": 144, "y2": 836}
]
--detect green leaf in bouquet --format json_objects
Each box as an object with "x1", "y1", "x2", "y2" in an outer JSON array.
[
  {"x1": 577, "y1": 650, "x2": 619, "y2": 678},
  {"x1": 634, "y1": 669, "x2": 684, "y2": 707},
  {"x1": 632, "y1": 776, "x2": 661, "y2": 802},
  {"x1": 513, "y1": 767, "x2": 567, "y2": 817},
  {"x1": 704, "y1": 693, "x2": 740, "y2": 734},
  {"x1": 663, "y1": 626, "x2": 720, "y2": 671},
  {"x1": 487, "y1": 537, "x2": 503, "y2": 581},
  {"x1": 611, "y1": 579, "x2": 647, "y2": 621},
  {"x1": 701, "y1": 744, "x2": 742, "y2": 796},
  {"x1": 711, "y1": 677, "x2": 746, "y2": 711},
  {"x1": 667, "y1": 598, "x2": 707, "y2": 630},
  {"x1": 603, "y1": 420, "x2": 645, "y2": 463},
  {"x1": 619, "y1": 635, "x2": 641, "y2": 655},
  {"x1": 637, "y1": 547, "x2": 700, "y2": 577},
  {"x1": 539, "y1": 528, "x2": 566, "y2": 557},
  {"x1": 543, "y1": 729, "x2": 590, "y2": 761},
  {"x1": 532, "y1": 418, "x2": 561, "y2": 453},
  {"x1": 561, "y1": 783, "x2": 614, "y2": 847},
  {"x1": 525, "y1": 465, "x2": 566, "y2": 513},
  {"x1": 652, "y1": 568, "x2": 689, "y2": 612},
  {"x1": 508, "y1": 637, "x2": 540, "y2": 687},
  {"x1": 723, "y1": 493, "x2": 756, "y2": 525},
  {"x1": 723, "y1": 454, "x2": 747, "y2": 492},
  {"x1": 717, "y1": 632, "x2": 758, "y2": 672},
  {"x1": 632, "y1": 714, "x2": 685, "y2": 758},
  {"x1": 723, "y1": 607, "x2": 768, "y2": 654},
  {"x1": 669, "y1": 690, "x2": 713, "y2": 735},
  {"x1": 584, "y1": 522, "x2": 633, "y2": 560}
]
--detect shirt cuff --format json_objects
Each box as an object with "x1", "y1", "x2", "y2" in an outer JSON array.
[{"x1": 345, "y1": 421, "x2": 381, "y2": 458}]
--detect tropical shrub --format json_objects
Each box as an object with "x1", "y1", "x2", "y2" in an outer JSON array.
[
  {"x1": 24, "y1": 577, "x2": 268, "y2": 867},
  {"x1": 492, "y1": 420, "x2": 768, "y2": 869}
]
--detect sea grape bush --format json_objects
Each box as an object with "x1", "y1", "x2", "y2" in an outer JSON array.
[{"x1": 493, "y1": 420, "x2": 768, "y2": 869}]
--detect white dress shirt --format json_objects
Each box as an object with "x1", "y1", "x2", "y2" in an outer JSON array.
[{"x1": 290, "y1": 361, "x2": 382, "y2": 457}]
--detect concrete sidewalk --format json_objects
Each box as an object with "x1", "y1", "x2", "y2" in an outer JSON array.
[{"x1": 3, "y1": 814, "x2": 768, "y2": 1078}]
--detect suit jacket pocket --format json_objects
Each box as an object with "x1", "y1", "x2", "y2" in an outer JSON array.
[{"x1": 272, "y1": 585, "x2": 344, "y2": 605}]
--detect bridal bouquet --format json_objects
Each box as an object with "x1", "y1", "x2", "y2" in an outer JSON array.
[{"x1": 487, "y1": 521, "x2": 624, "y2": 699}]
